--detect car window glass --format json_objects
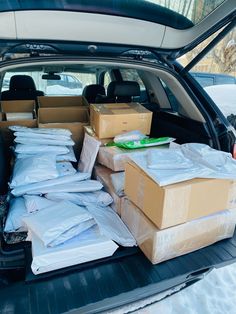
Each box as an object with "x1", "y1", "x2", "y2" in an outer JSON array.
[
  {"x1": 179, "y1": 26, "x2": 236, "y2": 123},
  {"x1": 2, "y1": 71, "x2": 96, "y2": 96}
]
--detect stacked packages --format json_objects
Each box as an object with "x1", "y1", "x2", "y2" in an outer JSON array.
[{"x1": 4, "y1": 126, "x2": 136, "y2": 275}]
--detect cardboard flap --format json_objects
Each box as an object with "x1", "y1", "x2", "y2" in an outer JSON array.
[
  {"x1": 1, "y1": 100, "x2": 35, "y2": 113},
  {"x1": 38, "y1": 96, "x2": 88, "y2": 108},
  {"x1": 38, "y1": 107, "x2": 89, "y2": 124}
]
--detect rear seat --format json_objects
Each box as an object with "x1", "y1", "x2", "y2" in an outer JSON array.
[{"x1": 82, "y1": 84, "x2": 105, "y2": 103}]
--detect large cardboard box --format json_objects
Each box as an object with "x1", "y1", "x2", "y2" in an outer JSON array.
[
  {"x1": 38, "y1": 96, "x2": 88, "y2": 108},
  {"x1": 90, "y1": 103, "x2": 152, "y2": 139},
  {"x1": 38, "y1": 107, "x2": 89, "y2": 156},
  {"x1": 121, "y1": 198, "x2": 236, "y2": 264},
  {"x1": 84, "y1": 125, "x2": 112, "y2": 146},
  {"x1": 94, "y1": 165, "x2": 125, "y2": 215},
  {"x1": 0, "y1": 100, "x2": 37, "y2": 144},
  {"x1": 125, "y1": 161, "x2": 232, "y2": 229}
]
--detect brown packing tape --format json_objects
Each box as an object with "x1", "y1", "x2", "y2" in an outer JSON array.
[{"x1": 38, "y1": 96, "x2": 89, "y2": 108}]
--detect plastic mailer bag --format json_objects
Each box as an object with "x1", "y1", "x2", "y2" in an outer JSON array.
[
  {"x1": 14, "y1": 131, "x2": 72, "y2": 141},
  {"x1": 55, "y1": 147, "x2": 76, "y2": 162},
  {"x1": 23, "y1": 195, "x2": 57, "y2": 213},
  {"x1": 26, "y1": 180, "x2": 103, "y2": 195},
  {"x1": 114, "y1": 130, "x2": 147, "y2": 143},
  {"x1": 110, "y1": 172, "x2": 125, "y2": 197},
  {"x1": 86, "y1": 205, "x2": 136, "y2": 247},
  {"x1": 22, "y1": 200, "x2": 96, "y2": 247},
  {"x1": 15, "y1": 144, "x2": 69, "y2": 155},
  {"x1": 9, "y1": 125, "x2": 72, "y2": 136},
  {"x1": 78, "y1": 133, "x2": 101, "y2": 175},
  {"x1": 11, "y1": 172, "x2": 90, "y2": 197},
  {"x1": 45, "y1": 190, "x2": 113, "y2": 207},
  {"x1": 10, "y1": 154, "x2": 59, "y2": 188},
  {"x1": 31, "y1": 225, "x2": 118, "y2": 275},
  {"x1": 113, "y1": 137, "x2": 175, "y2": 149},
  {"x1": 56, "y1": 162, "x2": 76, "y2": 177},
  {"x1": 15, "y1": 137, "x2": 74, "y2": 146},
  {"x1": 4, "y1": 197, "x2": 28, "y2": 233}
]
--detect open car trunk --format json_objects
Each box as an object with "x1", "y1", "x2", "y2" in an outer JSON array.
[{"x1": 0, "y1": 56, "x2": 236, "y2": 313}]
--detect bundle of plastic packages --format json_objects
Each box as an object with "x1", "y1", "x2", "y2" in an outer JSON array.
[
  {"x1": 31, "y1": 225, "x2": 118, "y2": 275},
  {"x1": 11, "y1": 172, "x2": 91, "y2": 196},
  {"x1": 22, "y1": 200, "x2": 96, "y2": 247},
  {"x1": 11, "y1": 126, "x2": 76, "y2": 162}
]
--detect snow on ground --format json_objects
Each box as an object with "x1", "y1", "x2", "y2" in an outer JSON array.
[
  {"x1": 205, "y1": 85, "x2": 236, "y2": 118},
  {"x1": 108, "y1": 262, "x2": 236, "y2": 314},
  {"x1": 46, "y1": 85, "x2": 83, "y2": 95}
]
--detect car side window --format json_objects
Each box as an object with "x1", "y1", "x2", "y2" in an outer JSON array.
[{"x1": 178, "y1": 26, "x2": 236, "y2": 122}]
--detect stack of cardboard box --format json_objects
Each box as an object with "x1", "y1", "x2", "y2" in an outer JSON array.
[
  {"x1": 88, "y1": 102, "x2": 236, "y2": 265},
  {"x1": 88, "y1": 102, "x2": 153, "y2": 215},
  {"x1": 37, "y1": 96, "x2": 89, "y2": 157}
]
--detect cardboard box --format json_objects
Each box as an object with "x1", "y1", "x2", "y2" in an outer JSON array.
[
  {"x1": 90, "y1": 103, "x2": 152, "y2": 139},
  {"x1": 38, "y1": 96, "x2": 89, "y2": 108},
  {"x1": 94, "y1": 165, "x2": 125, "y2": 215},
  {"x1": 84, "y1": 126, "x2": 112, "y2": 146},
  {"x1": 121, "y1": 198, "x2": 236, "y2": 264},
  {"x1": 98, "y1": 146, "x2": 169, "y2": 172},
  {"x1": 125, "y1": 161, "x2": 232, "y2": 229},
  {"x1": 0, "y1": 100, "x2": 37, "y2": 144},
  {"x1": 38, "y1": 107, "x2": 89, "y2": 156}
]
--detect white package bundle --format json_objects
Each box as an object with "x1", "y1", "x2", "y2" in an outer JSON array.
[
  {"x1": 86, "y1": 205, "x2": 136, "y2": 247},
  {"x1": 6, "y1": 112, "x2": 33, "y2": 121},
  {"x1": 26, "y1": 180, "x2": 103, "y2": 195},
  {"x1": 114, "y1": 130, "x2": 147, "y2": 143},
  {"x1": 31, "y1": 225, "x2": 118, "y2": 275},
  {"x1": 23, "y1": 200, "x2": 96, "y2": 247},
  {"x1": 10, "y1": 154, "x2": 58, "y2": 188},
  {"x1": 55, "y1": 147, "x2": 76, "y2": 162},
  {"x1": 14, "y1": 131, "x2": 71, "y2": 141},
  {"x1": 110, "y1": 172, "x2": 125, "y2": 196},
  {"x1": 78, "y1": 133, "x2": 101, "y2": 175},
  {"x1": 46, "y1": 190, "x2": 113, "y2": 207},
  {"x1": 15, "y1": 137, "x2": 74, "y2": 146},
  {"x1": 23, "y1": 195, "x2": 57, "y2": 213},
  {"x1": 15, "y1": 144, "x2": 69, "y2": 155},
  {"x1": 4, "y1": 197, "x2": 28, "y2": 233},
  {"x1": 11, "y1": 172, "x2": 90, "y2": 196},
  {"x1": 56, "y1": 162, "x2": 76, "y2": 177},
  {"x1": 9, "y1": 126, "x2": 72, "y2": 136}
]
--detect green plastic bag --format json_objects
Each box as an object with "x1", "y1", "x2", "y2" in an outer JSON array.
[{"x1": 106, "y1": 137, "x2": 175, "y2": 149}]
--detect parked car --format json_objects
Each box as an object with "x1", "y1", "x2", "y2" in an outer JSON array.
[
  {"x1": 0, "y1": 1, "x2": 235, "y2": 313},
  {"x1": 191, "y1": 72, "x2": 236, "y2": 88}
]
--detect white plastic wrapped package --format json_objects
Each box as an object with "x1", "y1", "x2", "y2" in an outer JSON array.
[
  {"x1": 14, "y1": 131, "x2": 72, "y2": 141},
  {"x1": 110, "y1": 172, "x2": 125, "y2": 196},
  {"x1": 4, "y1": 198, "x2": 27, "y2": 233},
  {"x1": 10, "y1": 154, "x2": 58, "y2": 188},
  {"x1": 15, "y1": 144, "x2": 69, "y2": 155},
  {"x1": 23, "y1": 195, "x2": 57, "y2": 213},
  {"x1": 114, "y1": 130, "x2": 147, "y2": 143},
  {"x1": 45, "y1": 190, "x2": 113, "y2": 207},
  {"x1": 31, "y1": 225, "x2": 118, "y2": 275},
  {"x1": 56, "y1": 162, "x2": 76, "y2": 177},
  {"x1": 9, "y1": 125, "x2": 72, "y2": 136},
  {"x1": 147, "y1": 149, "x2": 195, "y2": 170},
  {"x1": 86, "y1": 205, "x2": 136, "y2": 247},
  {"x1": 22, "y1": 200, "x2": 95, "y2": 247},
  {"x1": 55, "y1": 147, "x2": 76, "y2": 162},
  {"x1": 26, "y1": 180, "x2": 103, "y2": 195},
  {"x1": 15, "y1": 137, "x2": 74, "y2": 146},
  {"x1": 6, "y1": 112, "x2": 33, "y2": 121},
  {"x1": 15, "y1": 146, "x2": 76, "y2": 162},
  {"x1": 78, "y1": 133, "x2": 101, "y2": 175},
  {"x1": 11, "y1": 172, "x2": 90, "y2": 197}
]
